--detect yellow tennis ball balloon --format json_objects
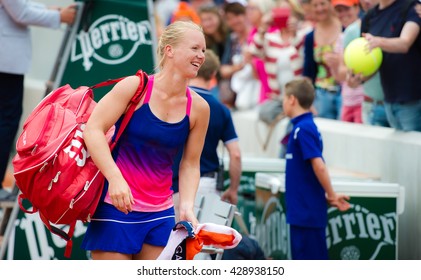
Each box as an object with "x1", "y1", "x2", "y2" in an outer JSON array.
[{"x1": 344, "y1": 37, "x2": 383, "y2": 77}]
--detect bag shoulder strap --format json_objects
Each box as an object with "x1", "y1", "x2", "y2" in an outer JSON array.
[
  {"x1": 86, "y1": 70, "x2": 148, "y2": 151},
  {"x1": 89, "y1": 77, "x2": 126, "y2": 89},
  {"x1": 109, "y1": 70, "x2": 149, "y2": 151}
]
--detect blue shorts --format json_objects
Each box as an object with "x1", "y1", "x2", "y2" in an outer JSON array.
[
  {"x1": 289, "y1": 225, "x2": 329, "y2": 260},
  {"x1": 81, "y1": 202, "x2": 175, "y2": 254}
]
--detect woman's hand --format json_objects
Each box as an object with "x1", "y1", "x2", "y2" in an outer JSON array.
[
  {"x1": 323, "y1": 51, "x2": 340, "y2": 70},
  {"x1": 108, "y1": 176, "x2": 134, "y2": 214},
  {"x1": 179, "y1": 207, "x2": 198, "y2": 228}
]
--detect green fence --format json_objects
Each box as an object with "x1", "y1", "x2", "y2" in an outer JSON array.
[
  {"x1": 4, "y1": 208, "x2": 89, "y2": 260},
  {"x1": 254, "y1": 173, "x2": 404, "y2": 260}
]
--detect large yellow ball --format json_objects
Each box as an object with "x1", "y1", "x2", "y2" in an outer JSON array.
[{"x1": 344, "y1": 37, "x2": 383, "y2": 77}]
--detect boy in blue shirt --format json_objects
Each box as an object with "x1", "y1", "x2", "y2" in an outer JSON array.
[{"x1": 282, "y1": 78, "x2": 351, "y2": 260}]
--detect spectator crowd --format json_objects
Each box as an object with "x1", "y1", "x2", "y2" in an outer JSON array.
[{"x1": 154, "y1": 0, "x2": 421, "y2": 132}]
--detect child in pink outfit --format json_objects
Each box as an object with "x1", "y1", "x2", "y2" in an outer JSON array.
[{"x1": 340, "y1": 83, "x2": 364, "y2": 123}]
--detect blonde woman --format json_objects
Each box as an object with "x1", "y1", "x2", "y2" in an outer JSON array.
[{"x1": 81, "y1": 21, "x2": 210, "y2": 260}]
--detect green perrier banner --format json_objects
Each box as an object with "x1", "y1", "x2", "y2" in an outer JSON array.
[
  {"x1": 254, "y1": 189, "x2": 399, "y2": 260},
  {"x1": 53, "y1": 0, "x2": 157, "y2": 101},
  {"x1": 5, "y1": 206, "x2": 90, "y2": 260},
  {"x1": 3, "y1": 0, "x2": 156, "y2": 260}
]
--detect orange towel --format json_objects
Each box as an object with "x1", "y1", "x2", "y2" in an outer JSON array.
[{"x1": 157, "y1": 221, "x2": 242, "y2": 260}]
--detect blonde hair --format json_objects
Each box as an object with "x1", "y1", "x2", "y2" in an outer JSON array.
[{"x1": 157, "y1": 21, "x2": 204, "y2": 69}]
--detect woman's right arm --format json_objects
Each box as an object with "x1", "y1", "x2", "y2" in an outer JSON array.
[{"x1": 83, "y1": 75, "x2": 141, "y2": 213}]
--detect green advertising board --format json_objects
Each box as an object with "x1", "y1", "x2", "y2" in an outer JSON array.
[
  {"x1": 52, "y1": 0, "x2": 157, "y2": 101},
  {"x1": 4, "y1": 207, "x2": 89, "y2": 260},
  {"x1": 254, "y1": 173, "x2": 405, "y2": 260},
  {"x1": 221, "y1": 157, "x2": 285, "y2": 235},
  {"x1": 326, "y1": 197, "x2": 398, "y2": 259}
]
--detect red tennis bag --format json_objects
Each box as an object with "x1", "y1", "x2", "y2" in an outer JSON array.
[{"x1": 12, "y1": 70, "x2": 148, "y2": 257}]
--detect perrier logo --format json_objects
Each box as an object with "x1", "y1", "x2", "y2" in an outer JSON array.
[
  {"x1": 255, "y1": 196, "x2": 291, "y2": 260},
  {"x1": 255, "y1": 195, "x2": 398, "y2": 260},
  {"x1": 327, "y1": 198, "x2": 397, "y2": 260},
  {"x1": 71, "y1": 14, "x2": 153, "y2": 71}
]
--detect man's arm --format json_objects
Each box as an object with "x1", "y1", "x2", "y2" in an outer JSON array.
[
  {"x1": 364, "y1": 21, "x2": 420, "y2": 53},
  {"x1": 220, "y1": 140, "x2": 241, "y2": 205},
  {"x1": 2, "y1": 0, "x2": 76, "y2": 28}
]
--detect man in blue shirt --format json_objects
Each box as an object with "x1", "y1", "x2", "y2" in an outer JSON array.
[
  {"x1": 172, "y1": 49, "x2": 241, "y2": 220},
  {"x1": 283, "y1": 78, "x2": 350, "y2": 260}
]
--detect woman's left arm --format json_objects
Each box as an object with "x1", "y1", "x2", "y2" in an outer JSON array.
[{"x1": 178, "y1": 92, "x2": 210, "y2": 227}]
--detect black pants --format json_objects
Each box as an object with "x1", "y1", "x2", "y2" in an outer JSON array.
[{"x1": 0, "y1": 72, "x2": 24, "y2": 187}]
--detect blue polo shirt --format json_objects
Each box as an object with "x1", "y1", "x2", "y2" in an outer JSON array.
[
  {"x1": 285, "y1": 112, "x2": 327, "y2": 228},
  {"x1": 171, "y1": 86, "x2": 238, "y2": 193}
]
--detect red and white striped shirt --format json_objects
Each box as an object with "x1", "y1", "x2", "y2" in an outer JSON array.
[{"x1": 250, "y1": 27, "x2": 310, "y2": 96}]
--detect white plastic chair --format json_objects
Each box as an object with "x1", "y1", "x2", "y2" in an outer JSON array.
[{"x1": 193, "y1": 193, "x2": 237, "y2": 260}]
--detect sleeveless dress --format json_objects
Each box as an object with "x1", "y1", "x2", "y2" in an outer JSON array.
[
  {"x1": 105, "y1": 75, "x2": 192, "y2": 212},
  {"x1": 81, "y1": 75, "x2": 192, "y2": 254}
]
